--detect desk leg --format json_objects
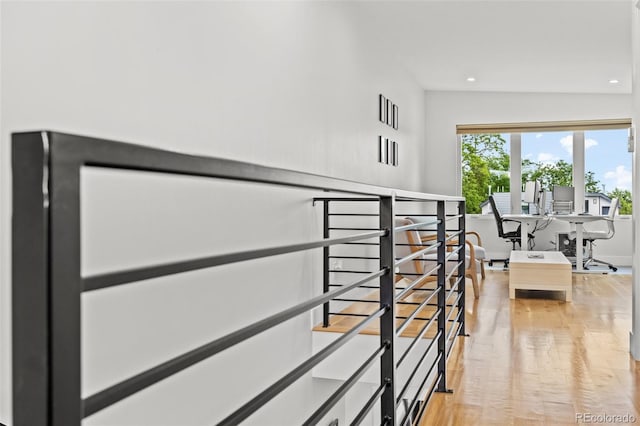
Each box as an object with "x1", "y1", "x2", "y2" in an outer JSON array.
[
  {"x1": 575, "y1": 224, "x2": 583, "y2": 272},
  {"x1": 520, "y1": 222, "x2": 528, "y2": 251}
]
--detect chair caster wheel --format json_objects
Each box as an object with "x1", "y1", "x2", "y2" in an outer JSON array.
[
  {"x1": 610, "y1": 266, "x2": 618, "y2": 272},
  {"x1": 488, "y1": 261, "x2": 493, "y2": 267}
]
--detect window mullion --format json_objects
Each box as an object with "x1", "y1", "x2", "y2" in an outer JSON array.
[
  {"x1": 573, "y1": 131, "x2": 585, "y2": 213},
  {"x1": 510, "y1": 133, "x2": 522, "y2": 213}
]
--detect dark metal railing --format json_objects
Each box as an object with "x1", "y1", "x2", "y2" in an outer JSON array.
[
  {"x1": 313, "y1": 197, "x2": 467, "y2": 425},
  {"x1": 12, "y1": 131, "x2": 465, "y2": 426}
]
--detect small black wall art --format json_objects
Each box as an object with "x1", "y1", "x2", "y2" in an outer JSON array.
[{"x1": 377, "y1": 94, "x2": 400, "y2": 166}]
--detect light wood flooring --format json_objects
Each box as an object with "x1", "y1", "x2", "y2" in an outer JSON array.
[{"x1": 419, "y1": 270, "x2": 640, "y2": 425}]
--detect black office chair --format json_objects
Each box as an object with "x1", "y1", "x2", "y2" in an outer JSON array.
[{"x1": 488, "y1": 195, "x2": 535, "y2": 267}]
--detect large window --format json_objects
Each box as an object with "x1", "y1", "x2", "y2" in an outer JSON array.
[
  {"x1": 521, "y1": 131, "x2": 573, "y2": 189},
  {"x1": 460, "y1": 122, "x2": 632, "y2": 215},
  {"x1": 461, "y1": 133, "x2": 510, "y2": 214},
  {"x1": 585, "y1": 129, "x2": 632, "y2": 214}
]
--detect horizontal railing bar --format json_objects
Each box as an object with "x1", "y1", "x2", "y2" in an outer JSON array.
[
  {"x1": 332, "y1": 298, "x2": 423, "y2": 306},
  {"x1": 328, "y1": 270, "x2": 374, "y2": 274},
  {"x1": 398, "y1": 350, "x2": 443, "y2": 426},
  {"x1": 328, "y1": 312, "x2": 432, "y2": 321},
  {"x1": 396, "y1": 286, "x2": 440, "y2": 336},
  {"x1": 446, "y1": 276, "x2": 464, "y2": 302},
  {"x1": 445, "y1": 246, "x2": 463, "y2": 261},
  {"x1": 395, "y1": 265, "x2": 440, "y2": 301},
  {"x1": 85, "y1": 230, "x2": 385, "y2": 292},
  {"x1": 396, "y1": 307, "x2": 441, "y2": 368},
  {"x1": 329, "y1": 256, "x2": 380, "y2": 260},
  {"x1": 396, "y1": 198, "x2": 462, "y2": 203},
  {"x1": 444, "y1": 231, "x2": 464, "y2": 244},
  {"x1": 444, "y1": 260, "x2": 463, "y2": 283},
  {"x1": 218, "y1": 307, "x2": 387, "y2": 425},
  {"x1": 328, "y1": 213, "x2": 380, "y2": 216},
  {"x1": 329, "y1": 227, "x2": 381, "y2": 231},
  {"x1": 412, "y1": 368, "x2": 442, "y2": 426},
  {"x1": 394, "y1": 220, "x2": 440, "y2": 233},
  {"x1": 392, "y1": 213, "x2": 436, "y2": 216},
  {"x1": 43, "y1": 133, "x2": 464, "y2": 201},
  {"x1": 446, "y1": 309, "x2": 464, "y2": 343},
  {"x1": 445, "y1": 298, "x2": 462, "y2": 324},
  {"x1": 83, "y1": 268, "x2": 386, "y2": 417},
  {"x1": 396, "y1": 330, "x2": 441, "y2": 404},
  {"x1": 303, "y1": 345, "x2": 386, "y2": 426},
  {"x1": 329, "y1": 301, "x2": 458, "y2": 310},
  {"x1": 350, "y1": 383, "x2": 386, "y2": 426},
  {"x1": 394, "y1": 243, "x2": 440, "y2": 269},
  {"x1": 343, "y1": 242, "x2": 380, "y2": 246},
  {"x1": 313, "y1": 197, "x2": 380, "y2": 203},
  {"x1": 397, "y1": 315, "x2": 433, "y2": 321},
  {"x1": 445, "y1": 214, "x2": 464, "y2": 222},
  {"x1": 447, "y1": 322, "x2": 464, "y2": 360},
  {"x1": 396, "y1": 271, "x2": 438, "y2": 277},
  {"x1": 329, "y1": 284, "x2": 380, "y2": 289},
  {"x1": 329, "y1": 284, "x2": 435, "y2": 292}
]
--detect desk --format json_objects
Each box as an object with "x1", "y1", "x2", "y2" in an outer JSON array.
[
  {"x1": 550, "y1": 214, "x2": 603, "y2": 272},
  {"x1": 502, "y1": 213, "x2": 604, "y2": 272}
]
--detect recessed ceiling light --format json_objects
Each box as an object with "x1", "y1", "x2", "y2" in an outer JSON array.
[
  {"x1": 466, "y1": 77, "x2": 476, "y2": 82},
  {"x1": 609, "y1": 79, "x2": 620, "y2": 84}
]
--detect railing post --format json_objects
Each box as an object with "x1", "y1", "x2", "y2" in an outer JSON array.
[
  {"x1": 435, "y1": 200, "x2": 450, "y2": 393},
  {"x1": 13, "y1": 132, "x2": 82, "y2": 426},
  {"x1": 12, "y1": 132, "x2": 51, "y2": 426},
  {"x1": 379, "y1": 195, "x2": 396, "y2": 425},
  {"x1": 48, "y1": 134, "x2": 83, "y2": 426},
  {"x1": 323, "y1": 200, "x2": 330, "y2": 327},
  {"x1": 457, "y1": 201, "x2": 467, "y2": 336}
]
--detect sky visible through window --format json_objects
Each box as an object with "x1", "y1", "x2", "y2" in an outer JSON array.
[{"x1": 521, "y1": 129, "x2": 631, "y2": 193}]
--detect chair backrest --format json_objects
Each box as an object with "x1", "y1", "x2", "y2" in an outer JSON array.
[
  {"x1": 488, "y1": 195, "x2": 506, "y2": 238},
  {"x1": 605, "y1": 198, "x2": 619, "y2": 237},
  {"x1": 395, "y1": 218, "x2": 425, "y2": 276},
  {"x1": 608, "y1": 198, "x2": 619, "y2": 219}
]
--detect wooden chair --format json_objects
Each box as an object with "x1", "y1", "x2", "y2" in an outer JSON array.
[
  {"x1": 405, "y1": 217, "x2": 485, "y2": 297},
  {"x1": 395, "y1": 218, "x2": 480, "y2": 298}
]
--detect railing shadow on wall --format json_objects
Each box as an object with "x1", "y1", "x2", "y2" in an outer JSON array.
[{"x1": 12, "y1": 131, "x2": 466, "y2": 426}]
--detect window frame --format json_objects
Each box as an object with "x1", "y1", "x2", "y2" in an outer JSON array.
[{"x1": 457, "y1": 119, "x2": 632, "y2": 215}]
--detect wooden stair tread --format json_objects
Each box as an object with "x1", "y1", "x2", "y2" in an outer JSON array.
[{"x1": 313, "y1": 279, "x2": 460, "y2": 339}]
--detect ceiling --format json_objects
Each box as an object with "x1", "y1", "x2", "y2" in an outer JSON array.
[{"x1": 356, "y1": 0, "x2": 632, "y2": 94}]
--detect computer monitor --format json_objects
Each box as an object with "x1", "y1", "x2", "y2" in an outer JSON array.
[
  {"x1": 538, "y1": 190, "x2": 548, "y2": 215},
  {"x1": 552, "y1": 185, "x2": 574, "y2": 213},
  {"x1": 522, "y1": 180, "x2": 541, "y2": 214}
]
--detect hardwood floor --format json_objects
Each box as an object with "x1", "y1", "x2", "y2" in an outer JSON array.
[{"x1": 419, "y1": 270, "x2": 640, "y2": 426}]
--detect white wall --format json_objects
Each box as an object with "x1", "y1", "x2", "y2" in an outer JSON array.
[
  {"x1": 424, "y1": 91, "x2": 633, "y2": 195},
  {"x1": 630, "y1": 0, "x2": 640, "y2": 360},
  {"x1": 0, "y1": 2, "x2": 431, "y2": 425}
]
